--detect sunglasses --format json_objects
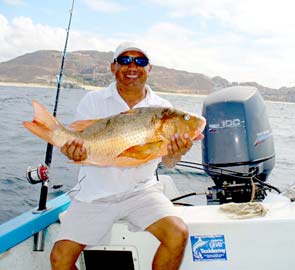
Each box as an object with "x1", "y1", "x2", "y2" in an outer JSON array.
[{"x1": 114, "y1": 56, "x2": 149, "y2": 67}]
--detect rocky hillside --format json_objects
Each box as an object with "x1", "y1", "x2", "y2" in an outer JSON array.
[{"x1": 0, "y1": 50, "x2": 294, "y2": 102}]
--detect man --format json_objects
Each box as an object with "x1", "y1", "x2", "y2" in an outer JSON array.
[{"x1": 50, "y1": 41, "x2": 203, "y2": 270}]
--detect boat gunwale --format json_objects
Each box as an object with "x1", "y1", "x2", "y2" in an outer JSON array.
[{"x1": 0, "y1": 193, "x2": 70, "y2": 254}]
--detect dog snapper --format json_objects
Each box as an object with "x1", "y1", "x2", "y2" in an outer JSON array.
[{"x1": 23, "y1": 100, "x2": 206, "y2": 167}]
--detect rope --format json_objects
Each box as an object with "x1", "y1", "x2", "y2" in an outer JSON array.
[{"x1": 219, "y1": 202, "x2": 268, "y2": 219}]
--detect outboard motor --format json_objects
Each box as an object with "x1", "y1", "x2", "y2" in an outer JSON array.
[{"x1": 202, "y1": 86, "x2": 275, "y2": 204}]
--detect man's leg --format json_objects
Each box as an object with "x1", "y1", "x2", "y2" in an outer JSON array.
[
  {"x1": 145, "y1": 216, "x2": 188, "y2": 270},
  {"x1": 50, "y1": 240, "x2": 86, "y2": 270}
]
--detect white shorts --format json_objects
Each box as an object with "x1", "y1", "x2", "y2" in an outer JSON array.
[{"x1": 56, "y1": 183, "x2": 177, "y2": 246}]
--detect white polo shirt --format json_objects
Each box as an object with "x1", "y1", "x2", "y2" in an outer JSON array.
[{"x1": 70, "y1": 82, "x2": 172, "y2": 202}]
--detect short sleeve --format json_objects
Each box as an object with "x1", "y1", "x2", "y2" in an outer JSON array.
[{"x1": 74, "y1": 93, "x2": 97, "y2": 121}]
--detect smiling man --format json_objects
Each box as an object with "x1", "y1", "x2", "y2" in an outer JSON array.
[
  {"x1": 50, "y1": 41, "x2": 203, "y2": 270},
  {"x1": 111, "y1": 43, "x2": 152, "y2": 109}
]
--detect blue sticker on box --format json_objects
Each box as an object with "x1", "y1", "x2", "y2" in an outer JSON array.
[{"x1": 190, "y1": 235, "x2": 227, "y2": 261}]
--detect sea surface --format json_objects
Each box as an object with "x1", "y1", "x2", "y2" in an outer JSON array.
[{"x1": 0, "y1": 85, "x2": 294, "y2": 224}]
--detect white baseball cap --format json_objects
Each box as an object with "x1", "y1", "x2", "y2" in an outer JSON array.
[{"x1": 113, "y1": 41, "x2": 149, "y2": 61}]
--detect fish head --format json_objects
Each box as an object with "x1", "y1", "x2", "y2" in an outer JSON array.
[{"x1": 160, "y1": 108, "x2": 206, "y2": 140}]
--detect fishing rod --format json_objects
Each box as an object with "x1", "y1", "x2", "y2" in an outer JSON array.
[{"x1": 26, "y1": 0, "x2": 75, "y2": 212}]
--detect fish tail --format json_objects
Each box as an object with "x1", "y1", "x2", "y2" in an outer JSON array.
[{"x1": 23, "y1": 100, "x2": 63, "y2": 146}]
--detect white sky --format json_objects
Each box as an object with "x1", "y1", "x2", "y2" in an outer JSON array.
[{"x1": 1, "y1": 0, "x2": 295, "y2": 89}]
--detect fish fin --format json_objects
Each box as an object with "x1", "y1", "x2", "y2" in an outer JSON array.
[
  {"x1": 120, "y1": 109, "x2": 137, "y2": 115},
  {"x1": 68, "y1": 119, "x2": 99, "y2": 132},
  {"x1": 23, "y1": 100, "x2": 62, "y2": 146},
  {"x1": 118, "y1": 141, "x2": 165, "y2": 160}
]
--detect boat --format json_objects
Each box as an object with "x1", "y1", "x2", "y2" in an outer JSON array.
[{"x1": 1, "y1": 86, "x2": 295, "y2": 270}]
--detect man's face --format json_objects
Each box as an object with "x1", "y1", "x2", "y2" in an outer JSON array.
[{"x1": 111, "y1": 50, "x2": 152, "y2": 89}]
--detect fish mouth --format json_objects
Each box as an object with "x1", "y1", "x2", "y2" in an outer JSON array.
[
  {"x1": 191, "y1": 115, "x2": 207, "y2": 139},
  {"x1": 198, "y1": 116, "x2": 207, "y2": 131}
]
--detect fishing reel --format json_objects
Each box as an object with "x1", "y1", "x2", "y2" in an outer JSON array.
[{"x1": 26, "y1": 164, "x2": 49, "y2": 185}]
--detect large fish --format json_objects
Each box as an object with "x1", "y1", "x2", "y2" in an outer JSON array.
[{"x1": 23, "y1": 100, "x2": 206, "y2": 167}]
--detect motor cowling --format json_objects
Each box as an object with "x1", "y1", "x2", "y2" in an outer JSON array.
[{"x1": 202, "y1": 86, "x2": 275, "y2": 204}]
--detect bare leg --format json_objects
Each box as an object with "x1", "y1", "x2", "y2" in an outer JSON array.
[
  {"x1": 50, "y1": 240, "x2": 86, "y2": 270},
  {"x1": 145, "y1": 216, "x2": 188, "y2": 270}
]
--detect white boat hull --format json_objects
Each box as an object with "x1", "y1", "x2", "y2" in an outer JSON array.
[{"x1": 1, "y1": 197, "x2": 295, "y2": 270}]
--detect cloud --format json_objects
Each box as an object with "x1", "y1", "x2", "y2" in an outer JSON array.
[
  {"x1": 144, "y1": 0, "x2": 295, "y2": 88},
  {"x1": 0, "y1": 10, "x2": 294, "y2": 88},
  {"x1": 143, "y1": 22, "x2": 222, "y2": 75},
  {"x1": 149, "y1": 0, "x2": 295, "y2": 36},
  {"x1": 0, "y1": 13, "x2": 121, "y2": 62},
  {"x1": 83, "y1": 0, "x2": 126, "y2": 12},
  {"x1": 0, "y1": 15, "x2": 68, "y2": 61},
  {"x1": 3, "y1": 0, "x2": 24, "y2": 5},
  {"x1": 140, "y1": 19, "x2": 295, "y2": 88}
]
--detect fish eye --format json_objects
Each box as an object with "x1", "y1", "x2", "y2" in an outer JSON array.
[{"x1": 184, "y1": 114, "x2": 190, "y2": 121}]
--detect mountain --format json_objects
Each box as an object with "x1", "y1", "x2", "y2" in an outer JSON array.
[{"x1": 0, "y1": 50, "x2": 294, "y2": 102}]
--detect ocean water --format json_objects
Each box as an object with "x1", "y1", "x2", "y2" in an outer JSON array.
[{"x1": 0, "y1": 85, "x2": 294, "y2": 224}]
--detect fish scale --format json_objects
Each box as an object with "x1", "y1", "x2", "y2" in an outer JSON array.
[{"x1": 23, "y1": 100, "x2": 206, "y2": 167}]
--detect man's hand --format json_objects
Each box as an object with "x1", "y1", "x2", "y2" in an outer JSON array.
[
  {"x1": 162, "y1": 132, "x2": 204, "y2": 168},
  {"x1": 60, "y1": 139, "x2": 87, "y2": 162}
]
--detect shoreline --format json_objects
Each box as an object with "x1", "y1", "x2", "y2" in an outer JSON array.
[
  {"x1": 0, "y1": 82, "x2": 56, "y2": 89},
  {"x1": 157, "y1": 90, "x2": 206, "y2": 98},
  {"x1": 0, "y1": 81, "x2": 100, "y2": 90},
  {"x1": 1, "y1": 81, "x2": 292, "y2": 103},
  {"x1": 0, "y1": 81, "x2": 207, "y2": 97}
]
